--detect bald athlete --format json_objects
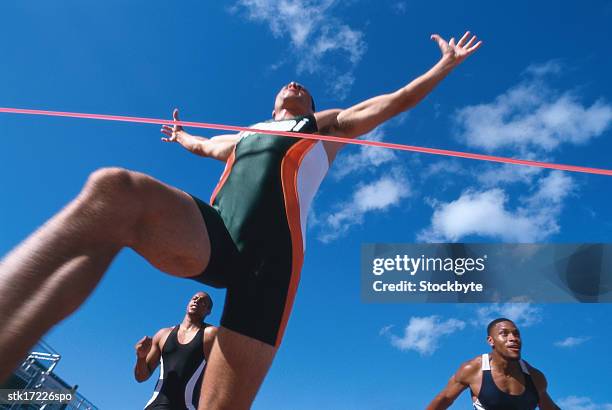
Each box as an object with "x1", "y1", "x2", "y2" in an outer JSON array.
[
  {"x1": 427, "y1": 318, "x2": 560, "y2": 410},
  {"x1": 0, "y1": 31, "x2": 481, "y2": 409}
]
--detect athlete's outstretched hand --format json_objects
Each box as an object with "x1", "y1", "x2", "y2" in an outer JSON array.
[
  {"x1": 161, "y1": 108, "x2": 188, "y2": 143},
  {"x1": 135, "y1": 336, "x2": 152, "y2": 358},
  {"x1": 431, "y1": 31, "x2": 482, "y2": 67}
]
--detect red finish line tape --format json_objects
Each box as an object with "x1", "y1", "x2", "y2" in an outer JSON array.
[{"x1": 1, "y1": 106, "x2": 611, "y2": 176}]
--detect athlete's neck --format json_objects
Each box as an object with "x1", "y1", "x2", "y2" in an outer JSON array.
[
  {"x1": 181, "y1": 314, "x2": 204, "y2": 331},
  {"x1": 273, "y1": 109, "x2": 309, "y2": 121},
  {"x1": 490, "y1": 351, "x2": 520, "y2": 375}
]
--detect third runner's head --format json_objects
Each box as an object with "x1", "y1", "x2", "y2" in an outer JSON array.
[
  {"x1": 272, "y1": 81, "x2": 316, "y2": 119},
  {"x1": 186, "y1": 291, "x2": 213, "y2": 322},
  {"x1": 487, "y1": 318, "x2": 522, "y2": 361}
]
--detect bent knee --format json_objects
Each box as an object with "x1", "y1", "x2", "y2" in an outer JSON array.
[
  {"x1": 85, "y1": 167, "x2": 136, "y2": 196},
  {"x1": 80, "y1": 167, "x2": 145, "y2": 221}
]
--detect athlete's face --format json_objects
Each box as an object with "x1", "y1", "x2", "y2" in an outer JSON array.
[
  {"x1": 273, "y1": 81, "x2": 314, "y2": 117},
  {"x1": 488, "y1": 321, "x2": 522, "y2": 361},
  {"x1": 186, "y1": 292, "x2": 210, "y2": 318}
]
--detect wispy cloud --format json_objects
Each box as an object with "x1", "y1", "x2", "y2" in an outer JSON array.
[
  {"x1": 332, "y1": 127, "x2": 398, "y2": 180},
  {"x1": 473, "y1": 303, "x2": 543, "y2": 328},
  {"x1": 558, "y1": 396, "x2": 612, "y2": 410},
  {"x1": 390, "y1": 1, "x2": 408, "y2": 14},
  {"x1": 318, "y1": 171, "x2": 411, "y2": 242},
  {"x1": 475, "y1": 161, "x2": 543, "y2": 187},
  {"x1": 383, "y1": 316, "x2": 466, "y2": 356},
  {"x1": 454, "y1": 68, "x2": 612, "y2": 153},
  {"x1": 523, "y1": 60, "x2": 563, "y2": 77},
  {"x1": 418, "y1": 171, "x2": 574, "y2": 242},
  {"x1": 232, "y1": 0, "x2": 367, "y2": 99},
  {"x1": 554, "y1": 336, "x2": 590, "y2": 348}
]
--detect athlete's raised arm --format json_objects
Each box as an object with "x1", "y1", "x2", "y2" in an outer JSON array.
[
  {"x1": 317, "y1": 31, "x2": 482, "y2": 140},
  {"x1": 426, "y1": 359, "x2": 478, "y2": 410},
  {"x1": 160, "y1": 108, "x2": 240, "y2": 162}
]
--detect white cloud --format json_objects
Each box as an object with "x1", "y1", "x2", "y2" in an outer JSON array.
[
  {"x1": 474, "y1": 303, "x2": 542, "y2": 328},
  {"x1": 554, "y1": 336, "x2": 590, "y2": 348},
  {"x1": 421, "y1": 159, "x2": 469, "y2": 180},
  {"x1": 524, "y1": 60, "x2": 563, "y2": 77},
  {"x1": 318, "y1": 172, "x2": 410, "y2": 242},
  {"x1": 233, "y1": 0, "x2": 367, "y2": 98},
  {"x1": 333, "y1": 127, "x2": 398, "y2": 179},
  {"x1": 455, "y1": 80, "x2": 612, "y2": 153},
  {"x1": 418, "y1": 171, "x2": 574, "y2": 242},
  {"x1": 475, "y1": 162, "x2": 543, "y2": 187},
  {"x1": 558, "y1": 396, "x2": 612, "y2": 410},
  {"x1": 384, "y1": 316, "x2": 466, "y2": 356}
]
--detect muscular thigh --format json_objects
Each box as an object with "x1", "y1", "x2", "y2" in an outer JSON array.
[{"x1": 125, "y1": 171, "x2": 211, "y2": 277}]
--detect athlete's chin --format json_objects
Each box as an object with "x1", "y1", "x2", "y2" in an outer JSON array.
[{"x1": 504, "y1": 351, "x2": 521, "y2": 361}]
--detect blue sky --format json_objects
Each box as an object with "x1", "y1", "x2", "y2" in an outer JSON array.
[{"x1": 1, "y1": 1, "x2": 611, "y2": 408}]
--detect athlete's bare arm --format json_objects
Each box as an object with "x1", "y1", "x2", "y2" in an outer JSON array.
[
  {"x1": 134, "y1": 328, "x2": 171, "y2": 382},
  {"x1": 316, "y1": 31, "x2": 482, "y2": 143},
  {"x1": 160, "y1": 108, "x2": 239, "y2": 162},
  {"x1": 527, "y1": 365, "x2": 561, "y2": 410},
  {"x1": 426, "y1": 357, "x2": 481, "y2": 410}
]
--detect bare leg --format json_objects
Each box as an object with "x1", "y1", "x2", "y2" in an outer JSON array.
[
  {"x1": 199, "y1": 327, "x2": 277, "y2": 410},
  {"x1": 0, "y1": 167, "x2": 211, "y2": 379}
]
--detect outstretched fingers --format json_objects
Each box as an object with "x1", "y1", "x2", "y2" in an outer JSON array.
[{"x1": 160, "y1": 108, "x2": 182, "y2": 142}]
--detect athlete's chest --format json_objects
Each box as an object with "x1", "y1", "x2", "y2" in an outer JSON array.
[
  {"x1": 236, "y1": 117, "x2": 317, "y2": 155},
  {"x1": 488, "y1": 369, "x2": 527, "y2": 395}
]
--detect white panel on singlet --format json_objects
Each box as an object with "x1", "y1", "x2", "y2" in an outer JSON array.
[
  {"x1": 473, "y1": 398, "x2": 487, "y2": 410},
  {"x1": 296, "y1": 141, "x2": 329, "y2": 250},
  {"x1": 144, "y1": 357, "x2": 165, "y2": 409},
  {"x1": 184, "y1": 359, "x2": 207, "y2": 410},
  {"x1": 481, "y1": 353, "x2": 491, "y2": 370}
]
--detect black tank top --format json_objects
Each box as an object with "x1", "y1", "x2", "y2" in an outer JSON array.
[
  {"x1": 145, "y1": 325, "x2": 207, "y2": 410},
  {"x1": 473, "y1": 353, "x2": 539, "y2": 410}
]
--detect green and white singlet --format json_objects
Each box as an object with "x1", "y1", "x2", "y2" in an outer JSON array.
[{"x1": 190, "y1": 115, "x2": 329, "y2": 346}]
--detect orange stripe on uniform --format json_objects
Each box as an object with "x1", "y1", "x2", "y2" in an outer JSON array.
[
  {"x1": 209, "y1": 147, "x2": 237, "y2": 204},
  {"x1": 275, "y1": 139, "x2": 317, "y2": 346}
]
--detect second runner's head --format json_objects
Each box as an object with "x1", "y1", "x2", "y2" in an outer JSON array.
[
  {"x1": 487, "y1": 318, "x2": 522, "y2": 361},
  {"x1": 186, "y1": 291, "x2": 213, "y2": 322}
]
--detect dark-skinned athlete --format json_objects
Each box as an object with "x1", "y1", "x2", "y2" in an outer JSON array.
[
  {"x1": 0, "y1": 31, "x2": 481, "y2": 409},
  {"x1": 426, "y1": 318, "x2": 560, "y2": 410},
  {"x1": 135, "y1": 291, "x2": 217, "y2": 410}
]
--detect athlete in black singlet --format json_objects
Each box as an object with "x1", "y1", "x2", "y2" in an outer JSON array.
[
  {"x1": 426, "y1": 318, "x2": 560, "y2": 410},
  {"x1": 134, "y1": 292, "x2": 217, "y2": 410}
]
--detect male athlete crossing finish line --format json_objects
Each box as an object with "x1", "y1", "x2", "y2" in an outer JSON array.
[{"x1": 0, "y1": 31, "x2": 481, "y2": 409}]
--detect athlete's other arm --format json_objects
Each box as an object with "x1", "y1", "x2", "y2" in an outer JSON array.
[
  {"x1": 134, "y1": 328, "x2": 167, "y2": 383},
  {"x1": 426, "y1": 360, "x2": 478, "y2": 410},
  {"x1": 160, "y1": 109, "x2": 239, "y2": 162},
  {"x1": 317, "y1": 31, "x2": 482, "y2": 139},
  {"x1": 528, "y1": 366, "x2": 561, "y2": 410}
]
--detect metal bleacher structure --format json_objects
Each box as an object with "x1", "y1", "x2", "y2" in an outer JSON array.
[{"x1": 0, "y1": 340, "x2": 99, "y2": 410}]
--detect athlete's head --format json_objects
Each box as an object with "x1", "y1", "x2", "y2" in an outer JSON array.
[
  {"x1": 487, "y1": 318, "x2": 522, "y2": 361},
  {"x1": 272, "y1": 81, "x2": 316, "y2": 119},
  {"x1": 186, "y1": 291, "x2": 213, "y2": 321}
]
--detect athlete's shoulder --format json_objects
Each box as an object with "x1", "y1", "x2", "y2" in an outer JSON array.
[
  {"x1": 153, "y1": 326, "x2": 174, "y2": 341},
  {"x1": 454, "y1": 356, "x2": 482, "y2": 384},
  {"x1": 524, "y1": 362, "x2": 548, "y2": 389},
  {"x1": 203, "y1": 324, "x2": 218, "y2": 340},
  {"x1": 314, "y1": 109, "x2": 343, "y2": 135}
]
